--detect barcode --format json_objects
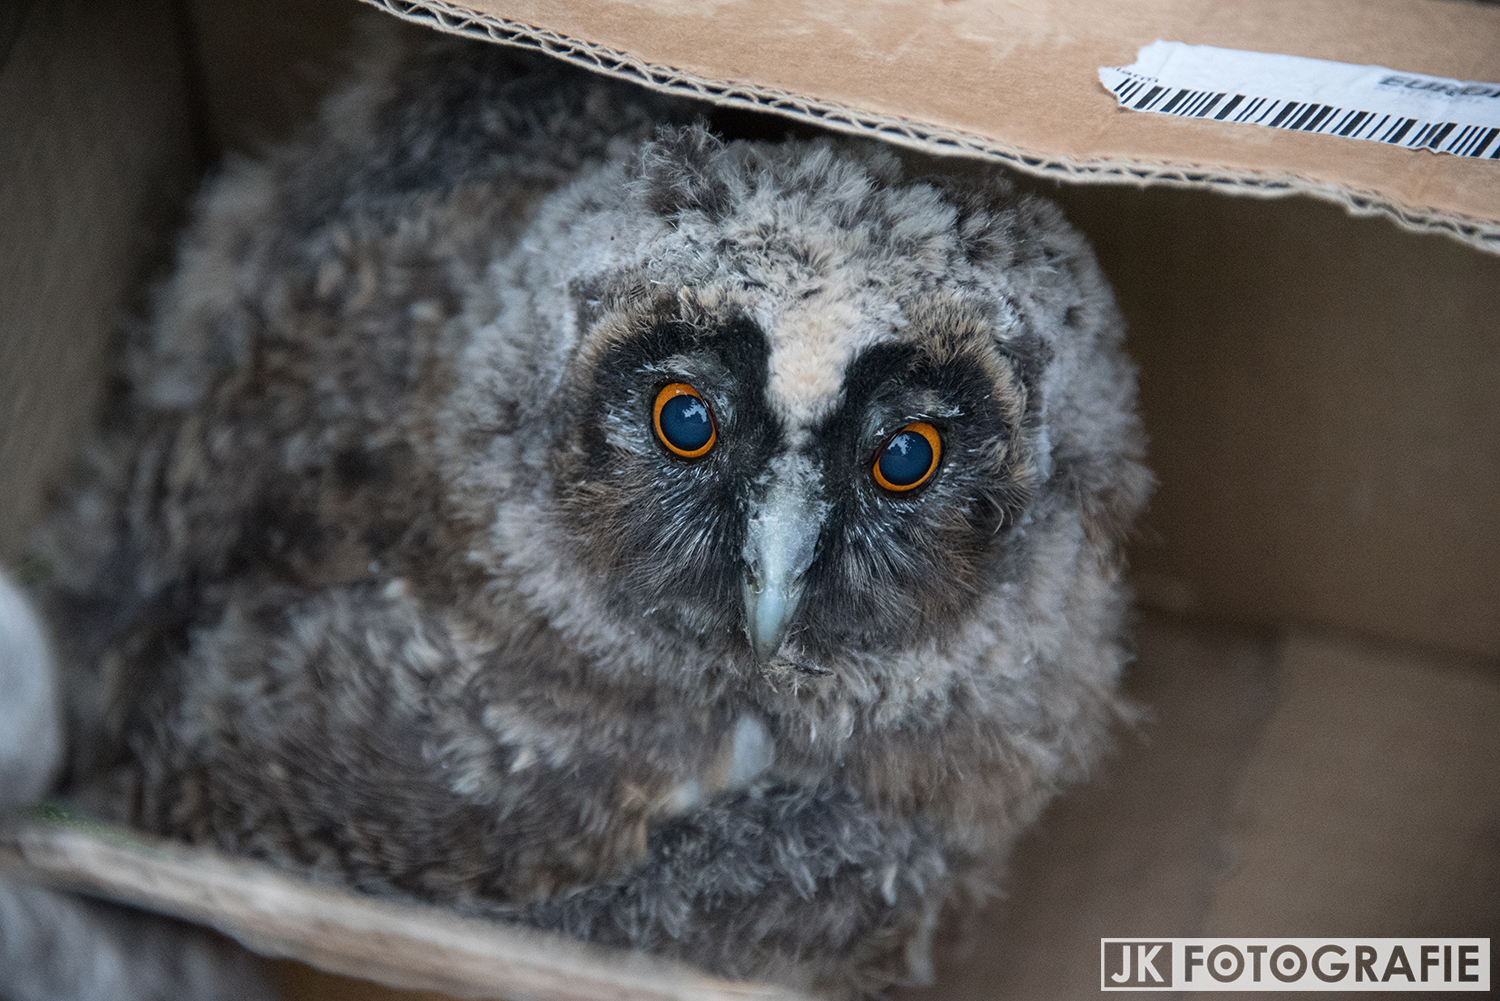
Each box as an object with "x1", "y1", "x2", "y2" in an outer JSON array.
[
  {"x1": 1107, "y1": 71, "x2": 1500, "y2": 159},
  {"x1": 1100, "y1": 44, "x2": 1500, "y2": 163}
]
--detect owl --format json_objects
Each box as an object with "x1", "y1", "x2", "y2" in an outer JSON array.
[{"x1": 9, "y1": 28, "x2": 1149, "y2": 999}]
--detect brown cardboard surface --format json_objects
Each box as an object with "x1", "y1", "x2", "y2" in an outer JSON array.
[
  {"x1": 1202, "y1": 629, "x2": 1500, "y2": 940},
  {"x1": 890, "y1": 616, "x2": 1500, "y2": 1000},
  {"x1": 366, "y1": 0, "x2": 1500, "y2": 251},
  {"x1": 0, "y1": 0, "x2": 197, "y2": 560},
  {"x1": 275, "y1": 960, "x2": 465, "y2": 1001},
  {"x1": 1044, "y1": 182, "x2": 1500, "y2": 662}
]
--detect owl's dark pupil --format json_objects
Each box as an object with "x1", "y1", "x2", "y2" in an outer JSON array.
[
  {"x1": 879, "y1": 432, "x2": 933, "y2": 486},
  {"x1": 659, "y1": 395, "x2": 713, "y2": 451}
]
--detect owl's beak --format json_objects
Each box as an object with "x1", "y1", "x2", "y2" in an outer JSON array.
[
  {"x1": 744, "y1": 570, "x2": 802, "y2": 663},
  {"x1": 742, "y1": 474, "x2": 825, "y2": 663}
]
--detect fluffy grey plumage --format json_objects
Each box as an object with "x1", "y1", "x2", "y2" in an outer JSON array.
[{"x1": 19, "y1": 30, "x2": 1149, "y2": 997}]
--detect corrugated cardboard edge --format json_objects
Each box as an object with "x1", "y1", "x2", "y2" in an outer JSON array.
[
  {"x1": 0, "y1": 820, "x2": 817, "y2": 1001},
  {"x1": 363, "y1": 0, "x2": 1500, "y2": 255}
]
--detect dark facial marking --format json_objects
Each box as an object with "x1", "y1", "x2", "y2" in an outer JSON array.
[
  {"x1": 554, "y1": 296, "x2": 780, "y2": 647},
  {"x1": 795, "y1": 317, "x2": 1030, "y2": 656}
]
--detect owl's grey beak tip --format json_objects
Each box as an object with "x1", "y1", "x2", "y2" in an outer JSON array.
[{"x1": 744, "y1": 576, "x2": 803, "y2": 662}]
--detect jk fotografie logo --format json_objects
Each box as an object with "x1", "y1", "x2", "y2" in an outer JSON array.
[{"x1": 1100, "y1": 939, "x2": 1490, "y2": 991}]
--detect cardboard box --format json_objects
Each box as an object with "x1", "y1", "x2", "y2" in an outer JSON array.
[{"x1": 2, "y1": 0, "x2": 1496, "y2": 997}]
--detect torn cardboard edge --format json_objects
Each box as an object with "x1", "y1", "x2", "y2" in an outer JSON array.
[
  {"x1": 0, "y1": 819, "x2": 814, "y2": 1001},
  {"x1": 363, "y1": 0, "x2": 1500, "y2": 255}
]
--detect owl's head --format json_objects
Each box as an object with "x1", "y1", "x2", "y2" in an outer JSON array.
[{"x1": 446, "y1": 126, "x2": 1146, "y2": 697}]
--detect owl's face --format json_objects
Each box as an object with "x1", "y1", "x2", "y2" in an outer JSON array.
[
  {"x1": 554, "y1": 287, "x2": 1032, "y2": 673},
  {"x1": 453, "y1": 128, "x2": 1134, "y2": 688}
]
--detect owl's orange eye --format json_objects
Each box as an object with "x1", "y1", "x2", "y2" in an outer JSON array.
[
  {"x1": 652, "y1": 383, "x2": 717, "y2": 459},
  {"x1": 872, "y1": 422, "x2": 941, "y2": 492}
]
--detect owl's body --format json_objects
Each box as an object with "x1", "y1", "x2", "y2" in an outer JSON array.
[{"x1": 25, "y1": 32, "x2": 1147, "y2": 995}]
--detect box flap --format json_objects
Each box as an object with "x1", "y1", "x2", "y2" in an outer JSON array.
[
  {"x1": 0, "y1": 819, "x2": 814, "y2": 1001},
  {"x1": 365, "y1": 0, "x2": 1500, "y2": 253}
]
